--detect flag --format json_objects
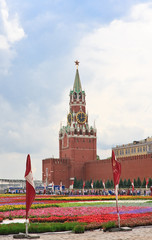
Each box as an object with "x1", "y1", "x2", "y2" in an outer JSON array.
[
  {"x1": 43, "y1": 182, "x2": 46, "y2": 194},
  {"x1": 111, "y1": 150, "x2": 121, "y2": 228},
  {"x1": 146, "y1": 178, "x2": 149, "y2": 189},
  {"x1": 91, "y1": 180, "x2": 93, "y2": 189},
  {"x1": 111, "y1": 150, "x2": 121, "y2": 187},
  {"x1": 131, "y1": 180, "x2": 134, "y2": 192},
  {"x1": 83, "y1": 181, "x2": 85, "y2": 188},
  {"x1": 24, "y1": 154, "x2": 35, "y2": 219},
  {"x1": 70, "y1": 180, "x2": 74, "y2": 190},
  {"x1": 52, "y1": 181, "x2": 54, "y2": 192},
  {"x1": 103, "y1": 180, "x2": 105, "y2": 191}
]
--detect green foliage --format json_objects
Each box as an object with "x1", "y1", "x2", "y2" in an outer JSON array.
[
  {"x1": 85, "y1": 180, "x2": 90, "y2": 189},
  {"x1": 0, "y1": 223, "x2": 25, "y2": 235},
  {"x1": 110, "y1": 180, "x2": 114, "y2": 188},
  {"x1": 0, "y1": 222, "x2": 79, "y2": 235},
  {"x1": 137, "y1": 177, "x2": 141, "y2": 188},
  {"x1": 119, "y1": 179, "x2": 124, "y2": 188},
  {"x1": 74, "y1": 178, "x2": 78, "y2": 189},
  {"x1": 127, "y1": 179, "x2": 131, "y2": 188},
  {"x1": 142, "y1": 178, "x2": 146, "y2": 187},
  {"x1": 148, "y1": 178, "x2": 152, "y2": 187},
  {"x1": 74, "y1": 178, "x2": 84, "y2": 189},
  {"x1": 102, "y1": 221, "x2": 116, "y2": 232},
  {"x1": 106, "y1": 179, "x2": 111, "y2": 188},
  {"x1": 96, "y1": 180, "x2": 100, "y2": 188},
  {"x1": 73, "y1": 225, "x2": 85, "y2": 234},
  {"x1": 74, "y1": 177, "x2": 150, "y2": 189},
  {"x1": 134, "y1": 179, "x2": 137, "y2": 188},
  {"x1": 100, "y1": 180, "x2": 103, "y2": 188},
  {"x1": 123, "y1": 179, "x2": 127, "y2": 188}
]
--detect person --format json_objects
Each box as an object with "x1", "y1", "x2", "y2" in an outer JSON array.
[{"x1": 127, "y1": 188, "x2": 130, "y2": 195}]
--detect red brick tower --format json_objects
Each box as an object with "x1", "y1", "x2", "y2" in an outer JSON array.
[{"x1": 59, "y1": 61, "x2": 97, "y2": 181}]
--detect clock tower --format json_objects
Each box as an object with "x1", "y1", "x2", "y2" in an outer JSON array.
[{"x1": 59, "y1": 61, "x2": 97, "y2": 181}]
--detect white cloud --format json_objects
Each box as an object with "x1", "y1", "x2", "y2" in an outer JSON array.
[
  {"x1": 0, "y1": 0, "x2": 25, "y2": 74},
  {"x1": 0, "y1": 93, "x2": 68, "y2": 179},
  {"x1": 72, "y1": 2, "x2": 152, "y2": 158}
]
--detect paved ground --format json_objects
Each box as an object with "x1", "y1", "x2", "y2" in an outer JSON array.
[{"x1": 0, "y1": 226, "x2": 152, "y2": 240}]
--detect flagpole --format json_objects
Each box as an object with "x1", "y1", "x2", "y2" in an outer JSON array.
[
  {"x1": 25, "y1": 219, "x2": 28, "y2": 237},
  {"x1": 24, "y1": 154, "x2": 36, "y2": 238},
  {"x1": 111, "y1": 150, "x2": 121, "y2": 229},
  {"x1": 115, "y1": 184, "x2": 120, "y2": 228}
]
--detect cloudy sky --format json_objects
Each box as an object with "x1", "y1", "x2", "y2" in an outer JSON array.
[{"x1": 0, "y1": 0, "x2": 152, "y2": 180}]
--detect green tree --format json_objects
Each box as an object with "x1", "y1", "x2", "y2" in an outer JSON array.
[
  {"x1": 96, "y1": 180, "x2": 100, "y2": 188},
  {"x1": 74, "y1": 177, "x2": 78, "y2": 188},
  {"x1": 106, "y1": 179, "x2": 111, "y2": 188},
  {"x1": 85, "y1": 180, "x2": 90, "y2": 189},
  {"x1": 100, "y1": 180, "x2": 103, "y2": 188},
  {"x1": 148, "y1": 178, "x2": 152, "y2": 187},
  {"x1": 142, "y1": 178, "x2": 146, "y2": 188},
  {"x1": 119, "y1": 179, "x2": 124, "y2": 188},
  {"x1": 110, "y1": 180, "x2": 114, "y2": 188},
  {"x1": 127, "y1": 179, "x2": 131, "y2": 188},
  {"x1": 123, "y1": 179, "x2": 127, "y2": 188},
  {"x1": 77, "y1": 179, "x2": 83, "y2": 189},
  {"x1": 93, "y1": 180, "x2": 96, "y2": 188},
  {"x1": 134, "y1": 179, "x2": 137, "y2": 188},
  {"x1": 137, "y1": 177, "x2": 141, "y2": 188}
]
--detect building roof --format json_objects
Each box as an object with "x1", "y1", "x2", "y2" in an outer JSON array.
[{"x1": 73, "y1": 69, "x2": 82, "y2": 93}]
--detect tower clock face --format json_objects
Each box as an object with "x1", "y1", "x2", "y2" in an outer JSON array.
[
  {"x1": 67, "y1": 113, "x2": 73, "y2": 124},
  {"x1": 76, "y1": 112, "x2": 87, "y2": 124}
]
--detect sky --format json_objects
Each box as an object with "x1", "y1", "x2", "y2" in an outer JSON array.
[{"x1": 0, "y1": 0, "x2": 152, "y2": 180}]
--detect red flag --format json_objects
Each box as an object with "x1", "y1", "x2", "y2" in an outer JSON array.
[
  {"x1": 131, "y1": 180, "x2": 134, "y2": 192},
  {"x1": 146, "y1": 178, "x2": 149, "y2": 188},
  {"x1": 111, "y1": 150, "x2": 121, "y2": 187},
  {"x1": 24, "y1": 154, "x2": 35, "y2": 219},
  {"x1": 83, "y1": 181, "x2": 85, "y2": 188},
  {"x1": 103, "y1": 180, "x2": 105, "y2": 191}
]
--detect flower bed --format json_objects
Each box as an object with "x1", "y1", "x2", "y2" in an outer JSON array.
[
  {"x1": 1, "y1": 194, "x2": 152, "y2": 230},
  {"x1": 1, "y1": 205, "x2": 152, "y2": 219},
  {"x1": 29, "y1": 212, "x2": 152, "y2": 224}
]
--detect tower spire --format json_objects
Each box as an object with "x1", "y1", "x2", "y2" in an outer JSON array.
[
  {"x1": 73, "y1": 60, "x2": 82, "y2": 93},
  {"x1": 75, "y1": 60, "x2": 79, "y2": 69}
]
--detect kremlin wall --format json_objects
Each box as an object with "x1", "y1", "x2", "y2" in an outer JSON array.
[{"x1": 42, "y1": 62, "x2": 152, "y2": 187}]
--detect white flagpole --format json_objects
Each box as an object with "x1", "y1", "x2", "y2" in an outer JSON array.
[
  {"x1": 115, "y1": 184, "x2": 120, "y2": 228},
  {"x1": 25, "y1": 219, "x2": 28, "y2": 236}
]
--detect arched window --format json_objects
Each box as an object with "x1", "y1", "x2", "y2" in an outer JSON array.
[
  {"x1": 74, "y1": 92, "x2": 77, "y2": 99},
  {"x1": 79, "y1": 92, "x2": 82, "y2": 100}
]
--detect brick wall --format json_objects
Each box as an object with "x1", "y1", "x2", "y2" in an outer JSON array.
[{"x1": 84, "y1": 154, "x2": 152, "y2": 182}]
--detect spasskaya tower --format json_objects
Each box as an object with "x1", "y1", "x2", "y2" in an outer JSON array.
[
  {"x1": 42, "y1": 61, "x2": 97, "y2": 187},
  {"x1": 59, "y1": 61, "x2": 97, "y2": 181}
]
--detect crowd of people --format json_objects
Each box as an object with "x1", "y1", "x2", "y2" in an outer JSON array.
[{"x1": 42, "y1": 187, "x2": 152, "y2": 196}]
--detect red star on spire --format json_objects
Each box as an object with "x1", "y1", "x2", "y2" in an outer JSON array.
[{"x1": 75, "y1": 60, "x2": 80, "y2": 67}]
